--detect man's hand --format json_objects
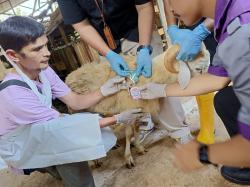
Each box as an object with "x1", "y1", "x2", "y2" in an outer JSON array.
[
  {"x1": 167, "y1": 23, "x2": 210, "y2": 62},
  {"x1": 167, "y1": 25, "x2": 184, "y2": 44},
  {"x1": 106, "y1": 50, "x2": 130, "y2": 77},
  {"x1": 135, "y1": 48, "x2": 152, "y2": 78},
  {"x1": 138, "y1": 83, "x2": 167, "y2": 99},
  {"x1": 100, "y1": 76, "x2": 127, "y2": 96},
  {"x1": 173, "y1": 140, "x2": 204, "y2": 172},
  {"x1": 115, "y1": 108, "x2": 144, "y2": 125}
]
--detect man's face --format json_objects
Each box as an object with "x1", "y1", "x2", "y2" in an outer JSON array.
[
  {"x1": 169, "y1": 0, "x2": 202, "y2": 26},
  {"x1": 17, "y1": 34, "x2": 51, "y2": 73}
]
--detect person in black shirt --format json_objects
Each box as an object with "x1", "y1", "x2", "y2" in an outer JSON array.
[
  {"x1": 57, "y1": 0, "x2": 154, "y2": 78},
  {"x1": 58, "y1": 0, "x2": 200, "y2": 146}
]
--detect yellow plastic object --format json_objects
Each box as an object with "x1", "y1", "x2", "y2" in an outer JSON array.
[{"x1": 196, "y1": 93, "x2": 215, "y2": 144}]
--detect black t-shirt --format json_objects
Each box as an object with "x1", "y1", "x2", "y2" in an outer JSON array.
[{"x1": 57, "y1": 0, "x2": 150, "y2": 45}]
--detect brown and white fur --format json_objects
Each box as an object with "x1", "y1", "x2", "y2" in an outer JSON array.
[{"x1": 65, "y1": 45, "x2": 209, "y2": 168}]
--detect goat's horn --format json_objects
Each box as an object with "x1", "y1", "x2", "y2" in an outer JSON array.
[{"x1": 164, "y1": 45, "x2": 180, "y2": 74}]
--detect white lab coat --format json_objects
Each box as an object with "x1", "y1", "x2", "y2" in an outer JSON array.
[{"x1": 0, "y1": 113, "x2": 116, "y2": 169}]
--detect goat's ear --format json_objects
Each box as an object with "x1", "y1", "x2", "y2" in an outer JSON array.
[
  {"x1": 193, "y1": 42, "x2": 207, "y2": 64},
  {"x1": 194, "y1": 50, "x2": 206, "y2": 64},
  {"x1": 200, "y1": 42, "x2": 207, "y2": 54},
  {"x1": 164, "y1": 45, "x2": 179, "y2": 73}
]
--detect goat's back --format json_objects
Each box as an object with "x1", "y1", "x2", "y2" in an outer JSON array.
[{"x1": 65, "y1": 45, "x2": 209, "y2": 118}]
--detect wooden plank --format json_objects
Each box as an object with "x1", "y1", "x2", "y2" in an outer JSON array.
[
  {"x1": 0, "y1": 60, "x2": 6, "y2": 81},
  {"x1": 58, "y1": 25, "x2": 69, "y2": 44},
  {"x1": 155, "y1": 0, "x2": 171, "y2": 46},
  {"x1": 58, "y1": 25, "x2": 80, "y2": 71}
]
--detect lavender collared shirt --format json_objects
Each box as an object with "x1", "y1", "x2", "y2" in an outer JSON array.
[
  {"x1": 209, "y1": 0, "x2": 250, "y2": 76},
  {"x1": 214, "y1": 0, "x2": 250, "y2": 44},
  {"x1": 208, "y1": 0, "x2": 250, "y2": 140},
  {"x1": 0, "y1": 66, "x2": 71, "y2": 136}
]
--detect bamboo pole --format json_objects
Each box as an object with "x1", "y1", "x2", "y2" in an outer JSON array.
[{"x1": 0, "y1": 60, "x2": 6, "y2": 81}]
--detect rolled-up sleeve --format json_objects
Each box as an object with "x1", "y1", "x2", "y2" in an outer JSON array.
[
  {"x1": 57, "y1": 0, "x2": 86, "y2": 25},
  {"x1": 239, "y1": 122, "x2": 250, "y2": 140},
  {"x1": 43, "y1": 67, "x2": 71, "y2": 99},
  {"x1": 208, "y1": 50, "x2": 229, "y2": 77}
]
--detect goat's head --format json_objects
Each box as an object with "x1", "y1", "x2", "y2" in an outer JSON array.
[{"x1": 164, "y1": 44, "x2": 210, "y2": 76}]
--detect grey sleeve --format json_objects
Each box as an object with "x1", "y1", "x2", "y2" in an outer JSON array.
[
  {"x1": 218, "y1": 24, "x2": 250, "y2": 140},
  {"x1": 208, "y1": 50, "x2": 229, "y2": 77}
]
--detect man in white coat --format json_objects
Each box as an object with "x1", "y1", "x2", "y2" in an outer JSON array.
[{"x1": 0, "y1": 16, "x2": 143, "y2": 187}]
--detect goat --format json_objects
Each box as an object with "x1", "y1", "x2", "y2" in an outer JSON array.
[{"x1": 65, "y1": 45, "x2": 209, "y2": 168}]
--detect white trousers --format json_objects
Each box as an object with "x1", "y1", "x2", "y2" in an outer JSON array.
[{"x1": 121, "y1": 31, "x2": 191, "y2": 138}]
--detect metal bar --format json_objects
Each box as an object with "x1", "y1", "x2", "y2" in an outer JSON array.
[
  {"x1": 8, "y1": 0, "x2": 16, "y2": 15},
  {"x1": 29, "y1": 1, "x2": 48, "y2": 18},
  {"x1": 31, "y1": 0, "x2": 37, "y2": 16},
  {"x1": 19, "y1": 4, "x2": 32, "y2": 9},
  {"x1": 2, "y1": 12, "x2": 14, "y2": 15},
  {"x1": 33, "y1": 1, "x2": 48, "y2": 13},
  {"x1": 0, "y1": 0, "x2": 28, "y2": 14}
]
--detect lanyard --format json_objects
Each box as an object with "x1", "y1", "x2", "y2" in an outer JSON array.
[
  {"x1": 94, "y1": 0, "x2": 106, "y2": 26},
  {"x1": 93, "y1": 0, "x2": 117, "y2": 50}
]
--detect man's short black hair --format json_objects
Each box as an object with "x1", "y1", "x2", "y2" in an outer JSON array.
[{"x1": 0, "y1": 16, "x2": 45, "y2": 52}]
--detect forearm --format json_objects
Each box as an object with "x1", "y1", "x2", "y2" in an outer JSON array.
[
  {"x1": 209, "y1": 135, "x2": 250, "y2": 167},
  {"x1": 70, "y1": 90, "x2": 104, "y2": 111},
  {"x1": 99, "y1": 116, "x2": 117, "y2": 128},
  {"x1": 73, "y1": 19, "x2": 110, "y2": 56},
  {"x1": 136, "y1": 2, "x2": 154, "y2": 45},
  {"x1": 164, "y1": 0, "x2": 177, "y2": 25},
  {"x1": 166, "y1": 73, "x2": 230, "y2": 97},
  {"x1": 203, "y1": 18, "x2": 214, "y2": 32}
]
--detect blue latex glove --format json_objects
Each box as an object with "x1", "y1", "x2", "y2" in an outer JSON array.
[
  {"x1": 167, "y1": 23, "x2": 211, "y2": 61},
  {"x1": 135, "y1": 48, "x2": 152, "y2": 78},
  {"x1": 167, "y1": 24, "x2": 184, "y2": 44},
  {"x1": 106, "y1": 50, "x2": 129, "y2": 77}
]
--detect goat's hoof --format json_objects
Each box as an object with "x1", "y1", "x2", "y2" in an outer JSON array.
[
  {"x1": 94, "y1": 160, "x2": 102, "y2": 168},
  {"x1": 112, "y1": 144, "x2": 120, "y2": 150},
  {"x1": 138, "y1": 150, "x2": 146, "y2": 155},
  {"x1": 136, "y1": 146, "x2": 146, "y2": 155},
  {"x1": 125, "y1": 156, "x2": 135, "y2": 169},
  {"x1": 126, "y1": 162, "x2": 135, "y2": 169}
]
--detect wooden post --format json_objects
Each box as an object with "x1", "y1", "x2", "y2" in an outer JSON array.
[
  {"x1": 58, "y1": 25, "x2": 80, "y2": 71},
  {"x1": 0, "y1": 60, "x2": 6, "y2": 81},
  {"x1": 155, "y1": 0, "x2": 172, "y2": 47},
  {"x1": 58, "y1": 25, "x2": 69, "y2": 44}
]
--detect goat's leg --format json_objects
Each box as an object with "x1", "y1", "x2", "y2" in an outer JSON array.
[
  {"x1": 93, "y1": 159, "x2": 102, "y2": 168},
  {"x1": 124, "y1": 125, "x2": 135, "y2": 168},
  {"x1": 133, "y1": 124, "x2": 146, "y2": 155}
]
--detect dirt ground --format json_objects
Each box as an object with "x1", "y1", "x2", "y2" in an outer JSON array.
[{"x1": 0, "y1": 97, "x2": 248, "y2": 187}]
